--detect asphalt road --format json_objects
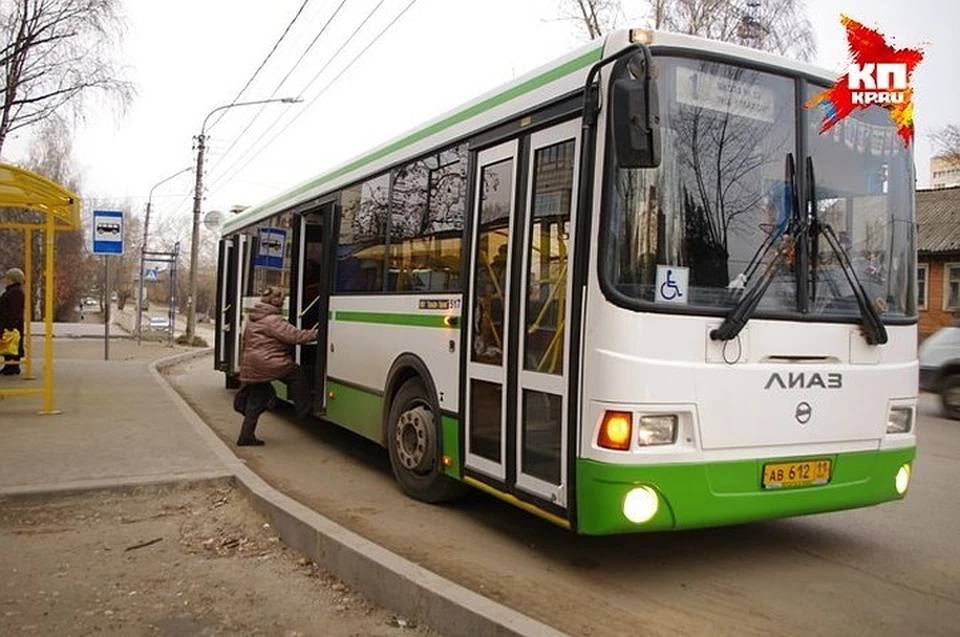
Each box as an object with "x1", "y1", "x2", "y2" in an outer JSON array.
[{"x1": 166, "y1": 357, "x2": 960, "y2": 637}]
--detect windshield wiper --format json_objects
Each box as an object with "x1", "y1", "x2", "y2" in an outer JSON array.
[
  {"x1": 711, "y1": 153, "x2": 801, "y2": 342},
  {"x1": 807, "y1": 157, "x2": 820, "y2": 307},
  {"x1": 815, "y1": 223, "x2": 888, "y2": 345},
  {"x1": 805, "y1": 159, "x2": 887, "y2": 345},
  {"x1": 710, "y1": 235, "x2": 801, "y2": 341}
]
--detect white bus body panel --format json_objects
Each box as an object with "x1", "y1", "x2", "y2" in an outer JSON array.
[
  {"x1": 581, "y1": 304, "x2": 918, "y2": 460},
  {"x1": 327, "y1": 295, "x2": 461, "y2": 412}
]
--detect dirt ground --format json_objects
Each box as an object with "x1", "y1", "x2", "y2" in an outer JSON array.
[{"x1": 0, "y1": 483, "x2": 438, "y2": 637}]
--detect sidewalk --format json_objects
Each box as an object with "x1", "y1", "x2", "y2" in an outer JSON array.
[
  {"x1": 25, "y1": 302, "x2": 216, "y2": 342},
  {"x1": 0, "y1": 338, "x2": 229, "y2": 494},
  {"x1": 0, "y1": 326, "x2": 558, "y2": 637}
]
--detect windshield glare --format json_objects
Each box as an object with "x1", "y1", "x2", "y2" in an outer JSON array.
[
  {"x1": 805, "y1": 84, "x2": 915, "y2": 319},
  {"x1": 603, "y1": 55, "x2": 916, "y2": 321}
]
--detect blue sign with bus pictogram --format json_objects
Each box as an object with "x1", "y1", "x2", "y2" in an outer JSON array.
[{"x1": 93, "y1": 209, "x2": 125, "y2": 255}]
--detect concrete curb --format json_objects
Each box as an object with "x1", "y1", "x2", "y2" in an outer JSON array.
[
  {"x1": 0, "y1": 472, "x2": 234, "y2": 501},
  {"x1": 152, "y1": 351, "x2": 567, "y2": 637}
]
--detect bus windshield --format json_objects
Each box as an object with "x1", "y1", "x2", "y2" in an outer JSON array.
[{"x1": 602, "y1": 55, "x2": 916, "y2": 321}]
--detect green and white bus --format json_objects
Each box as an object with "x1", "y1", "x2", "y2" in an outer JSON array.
[{"x1": 215, "y1": 29, "x2": 917, "y2": 535}]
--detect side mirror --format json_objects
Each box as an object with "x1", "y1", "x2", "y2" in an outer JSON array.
[{"x1": 610, "y1": 56, "x2": 661, "y2": 168}]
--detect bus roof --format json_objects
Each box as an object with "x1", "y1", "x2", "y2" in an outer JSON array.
[
  {"x1": 223, "y1": 29, "x2": 838, "y2": 234},
  {"x1": 635, "y1": 29, "x2": 836, "y2": 84}
]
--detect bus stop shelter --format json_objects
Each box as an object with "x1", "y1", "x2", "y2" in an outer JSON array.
[{"x1": 0, "y1": 162, "x2": 81, "y2": 413}]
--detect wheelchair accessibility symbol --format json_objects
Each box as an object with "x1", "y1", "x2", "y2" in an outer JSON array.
[
  {"x1": 660, "y1": 271, "x2": 682, "y2": 300},
  {"x1": 655, "y1": 265, "x2": 689, "y2": 304}
]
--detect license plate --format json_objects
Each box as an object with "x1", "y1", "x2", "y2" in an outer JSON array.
[{"x1": 762, "y1": 459, "x2": 832, "y2": 489}]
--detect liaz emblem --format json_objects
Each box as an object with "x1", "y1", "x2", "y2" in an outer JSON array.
[{"x1": 764, "y1": 372, "x2": 842, "y2": 390}]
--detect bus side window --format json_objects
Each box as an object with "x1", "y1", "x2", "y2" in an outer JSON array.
[{"x1": 389, "y1": 145, "x2": 467, "y2": 293}]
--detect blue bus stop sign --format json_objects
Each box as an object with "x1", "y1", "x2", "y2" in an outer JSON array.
[{"x1": 93, "y1": 209, "x2": 124, "y2": 255}]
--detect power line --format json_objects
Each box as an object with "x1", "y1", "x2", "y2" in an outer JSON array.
[
  {"x1": 205, "y1": 0, "x2": 313, "y2": 135},
  {"x1": 208, "y1": 0, "x2": 418, "y2": 196},
  {"x1": 207, "y1": 0, "x2": 387, "y2": 191},
  {"x1": 205, "y1": 0, "x2": 352, "y2": 178}
]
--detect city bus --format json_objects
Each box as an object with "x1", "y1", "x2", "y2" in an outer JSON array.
[{"x1": 214, "y1": 29, "x2": 917, "y2": 535}]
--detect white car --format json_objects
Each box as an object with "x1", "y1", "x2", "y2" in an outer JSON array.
[
  {"x1": 919, "y1": 324, "x2": 960, "y2": 420},
  {"x1": 148, "y1": 316, "x2": 171, "y2": 331}
]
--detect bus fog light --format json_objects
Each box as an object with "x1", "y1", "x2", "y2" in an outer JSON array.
[
  {"x1": 895, "y1": 464, "x2": 911, "y2": 494},
  {"x1": 623, "y1": 486, "x2": 659, "y2": 523},
  {"x1": 637, "y1": 415, "x2": 678, "y2": 445},
  {"x1": 886, "y1": 407, "x2": 912, "y2": 434}
]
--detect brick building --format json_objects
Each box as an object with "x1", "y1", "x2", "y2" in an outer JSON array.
[{"x1": 916, "y1": 185, "x2": 960, "y2": 339}]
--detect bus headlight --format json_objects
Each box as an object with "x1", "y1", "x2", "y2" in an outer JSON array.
[
  {"x1": 895, "y1": 464, "x2": 911, "y2": 494},
  {"x1": 886, "y1": 407, "x2": 913, "y2": 434},
  {"x1": 637, "y1": 415, "x2": 678, "y2": 445},
  {"x1": 623, "y1": 486, "x2": 659, "y2": 523}
]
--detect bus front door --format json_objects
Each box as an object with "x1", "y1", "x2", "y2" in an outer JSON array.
[
  {"x1": 512, "y1": 120, "x2": 580, "y2": 507},
  {"x1": 294, "y1": 206, "x2": 332, "y2": 415},
  {"x1": 464, "y1": 119, "x2": 581, "y2": 510}
]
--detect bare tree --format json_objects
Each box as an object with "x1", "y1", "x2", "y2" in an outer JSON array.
[
  {"x1": 0, "y1": 114, "x2": 89, "y2": 319},
  {"x1": 931, "y1": 124, "x2": 960, "y2": 163},
  {"x1": 0, "y1": 0, "x2": 135, "y2": 155},
  {"x1": 555, "y1": 0, "x2": 628, "y2": 38},
  {"x1": 558, "y1": 0, "x2": 816, "y2": 61}
]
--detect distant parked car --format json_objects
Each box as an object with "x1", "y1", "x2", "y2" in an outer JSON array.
[
  {"x1": 148, "y1": 315, "x2": 171, "y2": 331},
  {"x1": 919, "y1": 323, "x2": 960, "y2": 420}
]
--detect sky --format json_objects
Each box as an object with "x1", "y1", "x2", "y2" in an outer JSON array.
[{"x1": 2, "y1": 0, "x2": 956, "y2": 243}]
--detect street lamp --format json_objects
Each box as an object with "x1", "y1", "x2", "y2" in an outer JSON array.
[
  {"x1": 136, "y1": 166, "x2": 193, "y2": 344},
  {"x1": 185, "y1": 97, "x2": 301, "y2": 344}
]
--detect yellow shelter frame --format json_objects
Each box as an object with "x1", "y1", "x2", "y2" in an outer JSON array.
[{"x1": 0, "y1": 163, "x2": 81, "y2": 413}]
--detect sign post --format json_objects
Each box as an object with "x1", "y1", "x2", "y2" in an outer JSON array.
[{"x1": 92, "y1": 210, "x2": 125, "y2": 360}]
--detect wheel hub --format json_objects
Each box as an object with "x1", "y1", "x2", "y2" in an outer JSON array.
[
  {"x1": 395, "y1": 405, "x2": 434, "y2": 473},
  {"x1": 945, "y1": 386, "x2": 960, "y2": 409}
]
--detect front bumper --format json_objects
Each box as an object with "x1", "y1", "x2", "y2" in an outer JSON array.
[{"x1": 575, "y1": 447, "x2": 916, "y2": 535}]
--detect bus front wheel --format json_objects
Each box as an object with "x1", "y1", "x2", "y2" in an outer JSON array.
[{"x1": 387, "y1": 378, "x2": 466, "y2": 503}]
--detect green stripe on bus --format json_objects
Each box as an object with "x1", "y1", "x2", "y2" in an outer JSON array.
[
  {"x1": 324, "y1": 380, "x2": 383, "y2": 443},
  {"x1": 334, "y1": 310, "x2": 457, "y2": 328},
  {"x1": 226, "y1": 46, "x2": 603, "y2": 230},
  {"x1": 324, "y1": 378, "x2": 461, "y2": 477},
  {"x1": 441, "y1": 414, "x2": 461, "y2": 478},
  {"x1": 575, "y1": 446, "x2": 916, "y2": 535}
]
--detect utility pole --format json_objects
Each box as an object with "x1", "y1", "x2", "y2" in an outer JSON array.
[
  {"x1": 184, "y1": 97, "x2": 301, "y2": 344},
  {"x1": 186, "y1": 131, "x2": 206, "y2": 344},
  {"x1": 135, "y1": 198, "x2": 152, "y2": 345},
  {"x1": 137, "y1": 167, "x2": 192, "y2": 344}
]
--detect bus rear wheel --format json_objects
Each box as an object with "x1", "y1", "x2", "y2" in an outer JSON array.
[{"x1": 387, "y1": 378, "x2": 466, "y2": 503}]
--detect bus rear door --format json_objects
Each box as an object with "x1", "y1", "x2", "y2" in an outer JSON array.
[{"x1": 217, "y1": 233, "x2": 250, "y2": 386}]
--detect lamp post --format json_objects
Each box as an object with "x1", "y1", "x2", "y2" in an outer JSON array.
[
  {"x1": 185, "y1": 97, "x2": 301, "y2": 344},
  {"x1": 136, "y1": 166, "x2": 193, "y2": 344}
]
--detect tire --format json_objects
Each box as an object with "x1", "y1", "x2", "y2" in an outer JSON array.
[
  {"x1": 387, "y1": 378, "x2": 467, "y2": 503},
  {"x1": 225, "y1": 373, "x2": 241, "y2": 389},
  {"x1": 940, "y1": 374, "x2": 960, "y2": 421}
]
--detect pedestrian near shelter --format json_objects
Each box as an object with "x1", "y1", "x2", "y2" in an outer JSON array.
[{"x1": 0, "y1": 163, "x2": 80, "y2": 413}]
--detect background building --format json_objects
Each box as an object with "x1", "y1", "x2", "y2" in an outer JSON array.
[
  {"x1": 931, "y1": 156, "x2": 960, "y2": 189},
  {"x1": 916, "y1": 185, "x2": 960, "y2": 339}
]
